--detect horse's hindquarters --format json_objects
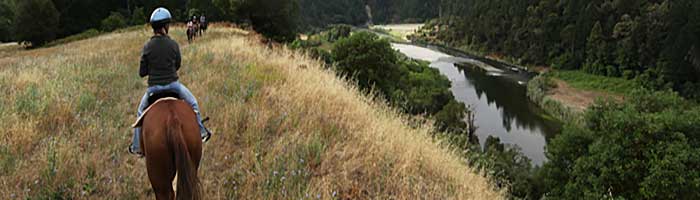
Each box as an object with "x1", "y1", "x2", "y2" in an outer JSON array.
[{"x1": 141, "y1": 100, "x2": 202, "y2": 200}]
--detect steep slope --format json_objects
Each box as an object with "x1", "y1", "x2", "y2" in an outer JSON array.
[{"x1": 0, "y1": 24, "x2": 501, "y2": 199}]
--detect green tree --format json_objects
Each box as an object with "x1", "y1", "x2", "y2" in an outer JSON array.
[
  {"x1": 14, "y1": 0, "x2": 60, "y2": 47},
  {"x1": 331, "y1": 31, "x2": 400, "y2": 95},
  {"x1": 612, "y1": 14, "x2": 639, "y2": 78},
  {"x1": 240, "y1": 0, "x2": 299, "y2": 42},
  {"x1": 583, "y1": 22, "x2": 610, "y2": 75}
]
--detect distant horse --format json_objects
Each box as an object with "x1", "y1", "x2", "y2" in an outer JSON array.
[
  {"x1": 199, "y1": 21, "x2": 208, "y2": 35},
  {"x1": 136, "y1": 98, "x2": 202, "y2": 200}
]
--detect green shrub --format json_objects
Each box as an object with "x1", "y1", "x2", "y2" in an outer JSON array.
[
  {"x1": 307, "y1": 47, "x2": 333, "y2": 65},
  {"x1": 526, "y1": 74, "x2": 554, "y2": 103},
  {"x1": 101, "y1": 12, "x2": 127, "y2": 32},
  {"x1": 527, "y1": 74, "x2": 581, "y2": 124}
]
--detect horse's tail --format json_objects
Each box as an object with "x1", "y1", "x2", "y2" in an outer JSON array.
[{"x1": 165, "y1": 113, "x2": 202, "y2": 200}]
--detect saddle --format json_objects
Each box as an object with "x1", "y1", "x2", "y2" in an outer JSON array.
[{"x1": 131, "y1": 91, "x2": 182, "y2": 128}]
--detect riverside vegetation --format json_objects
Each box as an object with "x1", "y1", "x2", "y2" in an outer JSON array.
[{"x1": 0, "y1": 24, "x2": 503, "y2": 199}]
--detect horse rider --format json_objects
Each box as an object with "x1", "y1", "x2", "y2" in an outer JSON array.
[
  {"x1": 193, "y1": 16, "x2": 199, "y2": 27},
  {"x1": 200, "y1": 15, "x2": 207, "y2": 30},
  {"x1": 129, "y1": 7, "x2": 212, "y2": 157},
  {"x1": 187, "y1": 17, "x2": 195, "y2": 32}
]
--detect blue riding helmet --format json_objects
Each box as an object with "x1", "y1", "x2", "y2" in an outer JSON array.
[
  {"x1": 150, "y1": 7, "x2": 171, "y2": 30},
  {"x1": 150, "y1": 7, "x2": 172, "y2": 24}
]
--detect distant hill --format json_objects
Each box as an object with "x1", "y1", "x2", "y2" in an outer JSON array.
[{"x1": 0, "y1": 24, "x2": 502, "y2": 199}]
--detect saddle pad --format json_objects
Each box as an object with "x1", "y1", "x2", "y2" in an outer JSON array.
[{"x1": 131, "y1": 97, "x2": 180, "y2": 128}]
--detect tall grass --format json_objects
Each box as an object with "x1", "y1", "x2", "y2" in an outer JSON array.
[{"x1": 0, "y1": 24, "x2": 501, "y2": 199}]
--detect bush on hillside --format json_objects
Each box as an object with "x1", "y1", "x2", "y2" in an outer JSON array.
[
  {"x1": 14, "y1": 0, "x2": 59, "y2": 47},
  {"x1": 101, "y1": 12, "x2": 127, "y2": 32}
]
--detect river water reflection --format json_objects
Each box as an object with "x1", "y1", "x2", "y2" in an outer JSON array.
[{"x1": 392, "y1": 43, "x2": 561, "y2": 165}]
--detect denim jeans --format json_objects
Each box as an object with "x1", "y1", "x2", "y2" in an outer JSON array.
[{"x1": 130, "y1": 81, "x2": 205, "y2": 152}]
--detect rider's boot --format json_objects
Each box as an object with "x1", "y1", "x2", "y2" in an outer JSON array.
[
  {"x1": 201, "y1": 117, "x2": 212, "y2": 143},
  {"x1": 128, "y1": 146, "x2": 144, "y2": 157},
  {"x1": 128, "y1": 129, "x2": 145, "y2": 158}
]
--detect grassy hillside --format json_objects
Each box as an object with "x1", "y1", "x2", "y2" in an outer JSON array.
[{"x1": 0, "y1": 24, "x2": 501, "y2": 199}]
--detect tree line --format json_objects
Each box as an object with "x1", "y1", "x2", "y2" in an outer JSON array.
[
  {"x1": 434, "y1": 0, "x2": 700, "y2": 100},
  {"x1": 366, "y1": 0, "x2": 439, "y2": 24},
  {"x1": 0, "y1": 0, "x2": 440, "y2": 46}
]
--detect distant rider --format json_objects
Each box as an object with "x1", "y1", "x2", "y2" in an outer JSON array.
[
  {"x1": 199, "y1": 15, "x2": 207, "y2": 33},
  {"x1": 187, "y1": 19, "x2": 194, "y2": 30},
  {"x1": 129, "y1": 7, "x2": 211, "y2": 156}
]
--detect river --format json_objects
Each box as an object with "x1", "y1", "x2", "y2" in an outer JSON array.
[{"x1": 392, "y1": 43, "x2": 561, "y2": 165}]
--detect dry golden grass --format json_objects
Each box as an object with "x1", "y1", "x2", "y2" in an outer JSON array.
[{"x1": 0, "y1": 24, "x2": 502, "y2": 199}]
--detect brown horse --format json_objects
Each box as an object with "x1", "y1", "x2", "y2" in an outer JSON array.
[{"x1": 139, "y1": 99, "x2": 202, "y2": 200}]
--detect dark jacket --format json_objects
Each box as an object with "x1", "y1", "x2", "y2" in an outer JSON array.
[{"x1": 139, "y1": 35, "x2": 181, "y2": 86}]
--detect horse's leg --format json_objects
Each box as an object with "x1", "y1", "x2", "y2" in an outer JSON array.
[{"x1": 144, "y1": 126, "x2": 177, "y2": 200}]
